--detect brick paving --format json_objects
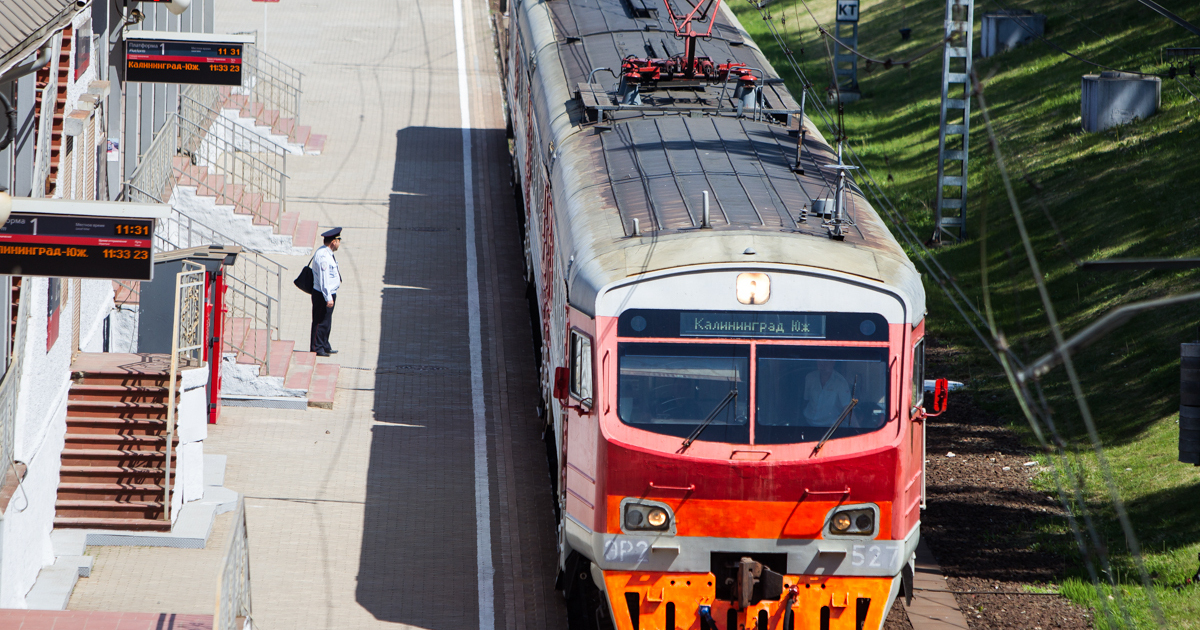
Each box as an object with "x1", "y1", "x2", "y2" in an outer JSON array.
[{"x1": 61, "y1": 0, "x2": 567, "y2": 629}]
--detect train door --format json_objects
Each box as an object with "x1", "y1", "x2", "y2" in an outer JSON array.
[
  {"x1": 562, "y1": 311, "x2": 600, "y2": 532},
  {"x1": 909, "y1": 337, "x2": 926, "y2": 513}
]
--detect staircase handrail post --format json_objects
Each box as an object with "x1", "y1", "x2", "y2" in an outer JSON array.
[{"x1": 164, "y1": 261, "x2": 206, "y2": 523}]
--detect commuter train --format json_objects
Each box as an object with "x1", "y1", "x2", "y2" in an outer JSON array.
[{"x1": 502, "y1": 0, "x2": 943, "y2": 628}]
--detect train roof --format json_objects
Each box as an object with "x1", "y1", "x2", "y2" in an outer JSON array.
[{"x1": 514, "y1": 0, "x2": 926, "y2": 323}]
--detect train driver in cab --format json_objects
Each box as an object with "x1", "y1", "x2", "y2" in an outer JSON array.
[{"x1": 803, "y1": 360, "x2": 852, "y2": 426}]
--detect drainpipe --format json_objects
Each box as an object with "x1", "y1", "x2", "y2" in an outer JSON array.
[{"x1": 0, "y1": 43, "x2": 53, "y2": 151}]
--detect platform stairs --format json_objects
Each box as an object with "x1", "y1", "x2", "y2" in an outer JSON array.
[
  {"x1": 118, "y1": 47, "x2": 337, "y2": 408},
  {"x1": 54, "y1": 354, "x2": 179, "y2": 531}
]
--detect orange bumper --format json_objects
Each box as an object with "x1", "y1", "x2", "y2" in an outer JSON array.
[{"x1": 603, "y1": 571, "x2": 896, "y2": 630}]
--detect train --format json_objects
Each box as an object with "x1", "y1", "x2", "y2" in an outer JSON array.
[{"x1": 501, "y1": 0, "x2": 946, "y2": 628}]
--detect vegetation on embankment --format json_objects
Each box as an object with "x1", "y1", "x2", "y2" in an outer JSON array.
[{"x1": 730, "y1": 0, "x2": 1200, "y2": 626}]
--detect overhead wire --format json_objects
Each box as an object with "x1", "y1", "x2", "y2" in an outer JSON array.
[
  {"x1": 988, "y1": 0, "x2": 1163, "y2": 78},
  {"x1": 748, "y1": 1, "x2": 1168, "y2": 622},
  {"x1": 759, "y1": 0, "x2": 1008, "y2": 370}
]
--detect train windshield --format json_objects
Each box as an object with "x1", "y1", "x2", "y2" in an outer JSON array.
[
  {"x1": 754, "y1": 346, "x2": 889, "y2": 444},
  {"x1": 617, "y1": 342, "x2": 751, "y2": 444},
  {"x1": 616, "y1": 342, "x2": 889, "y2": 445}
]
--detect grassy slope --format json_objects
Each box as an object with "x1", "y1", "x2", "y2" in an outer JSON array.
[{"x1": 729, "y1": 0, "x2": 1200, "y2": 626}]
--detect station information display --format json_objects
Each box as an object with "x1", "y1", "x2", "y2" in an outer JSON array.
[
  {"x1": 126, "y1": 38, "x2": 243, "y2": 86},
  {"x1": 0, "y1": 213, "x2": 155, "y2": 280}
]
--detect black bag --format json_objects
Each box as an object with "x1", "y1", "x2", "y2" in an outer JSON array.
[{"x1": 294, "y1": 257, "x2": 315, "y2": 294}]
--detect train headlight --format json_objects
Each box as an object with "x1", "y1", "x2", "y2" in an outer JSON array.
[
  {"x1": 826, "y1": 505, "x2": 877, "y2": 537},
  {"x1": 736, "y1": 273, "x2": 770, "y2": 305},
  {"x1": 622, "y1": 500, "x2": 674, "y2": 533}
]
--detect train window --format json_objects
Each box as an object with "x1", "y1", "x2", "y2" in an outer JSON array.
[
  {"x1": 911, "y1": 339, "x2": 925, "y2": 411},
  {"x1": 754, "y1": 346, "x2": 889, "y2": 444},
  {"x1": 570, "y1": 330, "x2": 593, "y2": 402},
  {"x1": 617, "y1": 342, "x2": 750, "y2": 444}
]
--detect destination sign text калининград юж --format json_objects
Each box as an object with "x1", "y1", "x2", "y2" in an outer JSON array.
[{"x1": 0, "y1": 214, "x2": 155, "y2": 280}]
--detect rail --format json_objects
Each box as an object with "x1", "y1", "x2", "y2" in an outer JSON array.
[
  {"x1": 242, "y1": 44, "x2": 303, "y2": 128},
  {"x1": 214, "y1": 495, "x2": 253, "y2": 630},
  {"x1": 0, "y1": 282, "x2": 28, "y2": 477},
  {"x1": 128, "y1": 183, "x2": 284, "y2": 374},
  {"x1": 164, "y1": 261, "x2": 205, "y2": 523}
]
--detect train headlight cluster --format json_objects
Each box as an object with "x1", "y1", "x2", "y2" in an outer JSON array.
[
  {"x1": 826, "y1": 506, "x2": 876, "y2": 536},
  {"x1": 622, "y1": 500, "x2": 674, "y2": 533}
]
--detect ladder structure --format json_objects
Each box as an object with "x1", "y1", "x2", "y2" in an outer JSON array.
[
  {"x1": 933, "y1": 0, "x2": 975, "y2": 242},
  {"x1": 833, "y1": 0, "x2": 860, "y2": 96}
]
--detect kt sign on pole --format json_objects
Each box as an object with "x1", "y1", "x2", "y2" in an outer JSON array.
[{"x1": 836, "y1": 0, "x2": 860, "y2": 22}]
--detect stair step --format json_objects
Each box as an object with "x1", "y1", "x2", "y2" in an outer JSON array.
[
  {"x1": 305, "y1": 134, "x2": 327, "y2": 155},
  {"x1": 273, "y1": 117, "x2": 296, "y2": 137},
  {"x1": 236, "y1": 328, "x2": 269, "y2": 365},
  {"x1": 60, "y1": 466, "x2": 173, "y2": 483},
  {"x1": 308, "y1": 363, "x2": 340, "y2": 409},
  {"x1": 58, "y1": 483, "x2": 165, "y2": 501},
  {"x1": 294, "y1": 220, "x2": 319, "y2": 249},
  {"x1": 61, "y1": 449, "x2": 174, "y2": 465},
  {"x1": 69, "y1": 384, "x2": 169, "y2": 403},
  {"x1": 268, "y1": 339, "x2": 295, "y2": 378},
  {"x1": 222, "y1": 317, "x2": 250, "y2": 355},
  {"x1": 65, "y1": 417, "x2": 167, "y2": 435},
  {"x1": 283, "y1": 351, "x2": 316, "y2": 390},
  {"x1": 258, "y1": 201, "x2": 281, "y2": 226},
  {"x1": 56, "y1": 499, "x2": 164, "y2": 519},
  {"x1": 293, "y1": 125, "x2": 311, "y2": 147},
  {"x1": 279, "y1": 212, "x2": 299, "y2": 239},
  {"x1": 66, "y1": 401, "x2": 168, "y2": 419},
  {"x1": 53, "y1": 517, "x2": 171, "y2": 531},
  {"x1": 64, "y1": 434, "x2": 170, "y2": 451}
]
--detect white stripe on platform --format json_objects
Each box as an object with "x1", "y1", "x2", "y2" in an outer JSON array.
[{"x1": 452, "y1": 0, "x2": 495, "y2": 627}]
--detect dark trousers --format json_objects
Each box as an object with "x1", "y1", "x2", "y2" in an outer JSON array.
[{"x1": 310, "y1": 292, "x2": 336, "y2": 354}]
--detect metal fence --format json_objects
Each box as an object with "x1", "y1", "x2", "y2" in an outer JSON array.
[
  {"x1": 163, "y1": 260, "x2": 204, "y2": 523},
  {"x1": 215, "y1": 496, "x2": 253, "y2": 630},
  {"x1": 0, "y1": 282, "x2": 28, "y2": 477},
  {"x1": 242, "y1": 44, "x2": 303, "y2": 128},
  {"x1": 127, "y1": 184, "x2": 284, "y2": 374}
]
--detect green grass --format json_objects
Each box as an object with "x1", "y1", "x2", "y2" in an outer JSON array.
[{"x1": 730, "y1": 0, "x2": 1200, "y2": 626}]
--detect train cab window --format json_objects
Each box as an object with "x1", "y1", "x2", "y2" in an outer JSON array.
[
  {"x1": 570, "y1": 330, "x2": 593, "y2": 402},
  {"x1": 617, "y1": 343, "x2": 751, "y2": 444},
  {"x1": 754, "y1": 346, "x2": 889, "y2": 444},
  {"x1": 911, "y1": 339, "x2": 925, "y2": 412}
]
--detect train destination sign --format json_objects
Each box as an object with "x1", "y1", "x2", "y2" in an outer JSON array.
[
  {"x1": 124, "y1": 32, "x2": 255, "y2": 86},
  {"x1": 681, "y1": 312, "x2": 827, "y2": 339},
  {"x1": 0, "y1": 199, "x2": 170, "y2": 281}
]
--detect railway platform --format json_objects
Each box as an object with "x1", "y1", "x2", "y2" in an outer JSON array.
[{"x1": 64, "y1": 0, "x2": 566, "y2": 628}]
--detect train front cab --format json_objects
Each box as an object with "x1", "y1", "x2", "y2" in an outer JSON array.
[{"x1": 558, "y1": 267, "x2": 927, "y2": 630}]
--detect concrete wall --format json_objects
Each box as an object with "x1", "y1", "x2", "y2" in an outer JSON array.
[{"x1": 0, "y1": 275, "x2": 110, "y2": 607}]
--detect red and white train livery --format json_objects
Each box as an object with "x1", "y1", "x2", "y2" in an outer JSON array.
[{"x1": 502, "y1": 0, "x2": 940, "y2": 628}]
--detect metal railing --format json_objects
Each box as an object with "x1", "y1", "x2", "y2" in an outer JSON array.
[
  {"x1": 177, "y1": 106, "x2": 288, "y2": 229},
  {"x1": 128, "y1": 183, "x2": 284, "y2": 374},
  {"x1": 31, "y1": 46, "x2": 59, "y2": 198},
  {"x1": 242, "y1": 44, "x2": 303, "y2": 128},
  {"x1": 215, "y1": 496, "x2": 253, "y2": 630},
  {"x1": 164, "y1": 261, "x2": 205, "y2": 523},
  {"x1": 0, "y1": 282, "x2": 28, "y2": 476}
]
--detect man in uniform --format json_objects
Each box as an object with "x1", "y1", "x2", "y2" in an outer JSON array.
[{"x1": 310, "y1": 227, "x2": 342, "y2": 357}]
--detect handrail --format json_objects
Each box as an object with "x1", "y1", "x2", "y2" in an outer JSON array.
[
  {"x1": 164, "y1": 261, "x2": 206, "y2": 523},
  {"x1": 214, "y1": 495, "x2": 253, "y2": 630}
]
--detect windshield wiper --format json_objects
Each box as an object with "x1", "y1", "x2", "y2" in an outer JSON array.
[
  {"x1": 813, "y1": 377, "x2": 858, "y2": 455},
  {"x1": 678, "y1": 389, "x2": 739, "y2": 454}
]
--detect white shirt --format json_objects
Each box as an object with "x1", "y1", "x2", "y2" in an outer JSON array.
[
  {"x1": 311, "y1": 245, "x2": 341, "y2": 302},
  {"x1": 803, "y1": 369, "x2": 852, "y2": 425}
]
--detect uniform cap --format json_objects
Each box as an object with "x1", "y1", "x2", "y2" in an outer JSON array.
[{"x1": 321, "y1": 227, "x2": 343, "y2": 238}]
